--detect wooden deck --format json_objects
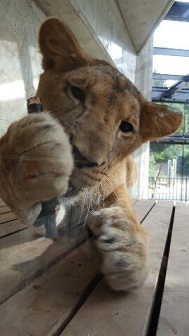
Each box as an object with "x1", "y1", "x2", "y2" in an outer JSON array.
[{"x1": 0, "y1": 198, "x2": 188, "y2": 336}]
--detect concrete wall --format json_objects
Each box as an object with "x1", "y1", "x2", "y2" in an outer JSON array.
[
  {"x1": 0, "y1": 0, "x2": 153, "y2": 198},
  {"x1": 0, "y1": 0, "x2": 45, "y2": 136},
  {"x1": 36, "y1": 0, "x2": 137, "y2": 82}
]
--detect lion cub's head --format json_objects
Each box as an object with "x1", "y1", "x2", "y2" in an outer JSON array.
[{"x1": 37, "y1": 18, "x2": 182, "y2": 188}]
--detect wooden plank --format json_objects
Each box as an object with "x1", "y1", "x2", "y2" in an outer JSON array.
[
  {"x1": 157, "y1": 202, "x2": 189, "y2": 336},
  {"x1": 0, "y1": 200, "x2": 154, "y2": 291},
  {"x1": 0, "y1": 206, "x2": 11, "y2": 215},
  {"x1": 0, "y1": 227, "x2": 36, "y2": 260},
  {"x1": 0, "y1": 221, "x2": 87, "y2": 304},
  {"x1": 0, "y1": 217, "x2": 81, "y2": 262},
  {"x1": 0, "y1": 199, "x2": 158, "y2": 335},
  {"x1": 61, "y1": 201, "x2": 173, "y2": 336},
  {"x1": 0, "y1": 219, "x2": 27, "y2": 238},
  {"x1": 0, "y1": 199, "x2": 6, "y2": 207},
  {"x1": 0, "y1": 211, "x2": 16, "y2": 224},
  {"x1": 0, "y1": 241, "x2": 98, "y2": 336},
  {"x1": 0, "y1": 199, "x2": 12, "y2": 213}
]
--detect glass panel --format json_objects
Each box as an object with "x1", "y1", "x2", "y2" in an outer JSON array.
[{"x1": 150, "y1": 1, "x2": 189, "y2": 201}]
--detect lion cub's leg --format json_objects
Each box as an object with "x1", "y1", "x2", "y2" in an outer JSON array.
[{"x1": 87, "y1": 193, "x2": 148, "y2": 291}]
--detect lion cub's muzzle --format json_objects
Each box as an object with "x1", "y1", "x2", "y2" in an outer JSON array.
[{"x1": 72, "y1": 146, "x2": 99, "y2": 168}]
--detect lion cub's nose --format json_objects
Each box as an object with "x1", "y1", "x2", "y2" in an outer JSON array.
[{"x1": 72, "y1": 146, "x2": 98, "y2": 168}]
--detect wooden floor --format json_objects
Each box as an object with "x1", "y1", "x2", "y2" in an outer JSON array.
[{"x1": 0, "y1": 198, "x2": 188, "y2": 336}]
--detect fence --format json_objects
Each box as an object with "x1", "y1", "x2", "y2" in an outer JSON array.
[{"x1": 148, "y1": 176, "x2": 189, "y2": 201}]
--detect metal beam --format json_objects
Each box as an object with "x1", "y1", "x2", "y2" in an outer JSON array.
[
  {"x1": 161, "y1": 81, "x2": 186, "y2": 98},
  {"x1": 153, "y1": 73, "x2": 187, "y2": 81},
  {"x1": 152, "y1": 98, "x2": 189, "y2": 104},
  {"x1": 153, "y1": 47, "x2": 189, "y2": 57},
  {"x1": 151, "y1": 139, "x2": 189, "y2": 145},
  {"x1": 152, "y1": 71, "x2": 189, "y2": 99},
  {"x1": 151, "y1": 135, "x2": 189, "y2": 145},
  {"x1": 164, "y1": 1, "x2": 189, "y2": 22},
  {"x1": 152, "y1": 87, "x2": 189, "y2": 100},
  {"x1": 152, "y1": 136, "x2": 189, "y2": 145}
]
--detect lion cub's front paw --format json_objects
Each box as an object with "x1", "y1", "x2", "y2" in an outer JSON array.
[
  {"x1": 88, "y1": 207, "x2": 149, "y2": 291},
  {"x1": 0, "y1": 112, "x2": 73, "y2": 223}
]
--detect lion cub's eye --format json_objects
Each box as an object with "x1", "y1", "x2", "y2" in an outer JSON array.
[
  {"x1": 119, "y1": 121, "x2": 134, "y2": 133},
  {"x1": 70, "y1": 86, "x2": 85, "y2": 103}
]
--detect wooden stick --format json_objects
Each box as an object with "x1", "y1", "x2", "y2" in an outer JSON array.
[{"x1": 27, "y1": 96, "x2": 43, "y2": 113}]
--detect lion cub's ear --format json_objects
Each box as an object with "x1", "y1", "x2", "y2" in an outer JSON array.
[
  {"x1": 39, "y1": 18, "x2": 92, "y2": 71},
  {"x1": 140, "y1": 102, "x2": 183, "y2": 142}
]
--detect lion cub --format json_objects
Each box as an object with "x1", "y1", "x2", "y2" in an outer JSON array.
[{"x1": 0, "y1": 18, "x2": 182, "y2": 291}]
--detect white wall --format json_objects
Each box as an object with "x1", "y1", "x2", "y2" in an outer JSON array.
[{"x1": 0, "y1": 0, "x2": 45, "y2": 136}]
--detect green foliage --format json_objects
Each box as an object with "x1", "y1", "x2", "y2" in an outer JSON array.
[
  {"x1": 153, "y1": 151, "x2": 165, "y2": 161},
  {"x1": 153, "y1": 70, "x2": 166, "y2": 88},
  {"x1": 150, "y1": 143, "x2": 184, "y2": 161},
  {"x1": 149, "y1": 152, "x2": 156, "y2": 176}
]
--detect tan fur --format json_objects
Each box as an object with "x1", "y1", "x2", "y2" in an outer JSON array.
[{"x1": 0, "y1": 18, "x2": 182, "y2": 291}]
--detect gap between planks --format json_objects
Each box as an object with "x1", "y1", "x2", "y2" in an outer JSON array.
[
  {"x1": 0, "y1": 207, "x2": 12, "y2": 215},
  {"x1": 0, "y1": 211, "x2": 17, "y2": 224},
  {"x1": 144, "y1": 204, "x2": 175, "y2": 336},
  {"x1": 157, "y1": 202, "x2": 189, "y2": 336},
  {"x1": 0, "y1": 219, "x2": 27, "y2": 239}
]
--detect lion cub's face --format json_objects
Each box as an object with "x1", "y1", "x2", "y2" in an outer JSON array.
[
  {"x1": 37, "y1": 18, "x2": 182, "y2": 188},
  {"x1": 38, "y1": 63, "x2": 141, "y2": 178}
]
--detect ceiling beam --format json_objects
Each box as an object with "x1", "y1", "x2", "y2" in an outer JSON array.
[
  {"x1": 153, "y1": 73, "x2": 189, "y2": 81},
  {"x1": 152, "y1": 98, "x2": 189, "y2": 104},
  {"x1": 153, "y1": 47, "x2": 189, "y2": 57},
  {"x1": 152, "y1": 87, "x2": 189, "y2": 100}
]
